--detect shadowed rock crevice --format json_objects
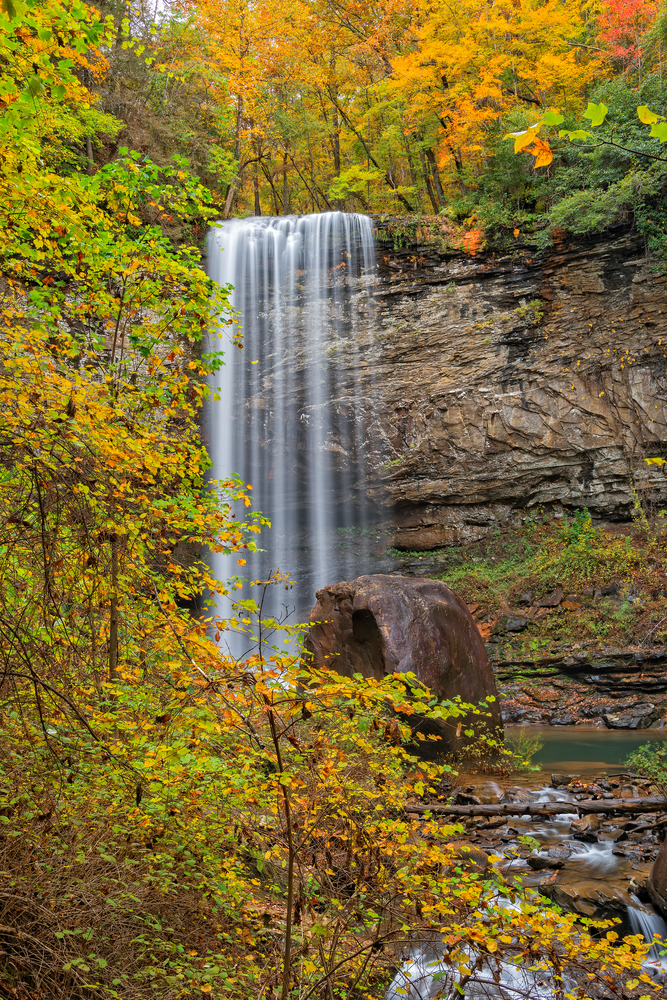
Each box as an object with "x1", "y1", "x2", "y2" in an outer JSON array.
[{"x1": 350, "y1": 609, "x2": 385, "y2": 679}]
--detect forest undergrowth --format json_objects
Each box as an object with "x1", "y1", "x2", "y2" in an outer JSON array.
[{"x1": 392, "y1": 501, "x2": 667, "y2": 653}]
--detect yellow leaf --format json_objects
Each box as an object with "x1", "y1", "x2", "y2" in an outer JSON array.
[
  {"x1": 505, "y1": 124, "x2": 541, "y2": 153},
  {"x1": 637, "y1": 105, "x2": 661, "y2": 125},
  {"x1": 625, "y1": 980, "x2": 639, "y2": 991}
]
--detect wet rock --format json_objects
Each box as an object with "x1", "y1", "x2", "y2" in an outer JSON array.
[
  {"x1": 372, "y1": 232, "x2": 667, "y2": 534},
  {"x1": 469, "y1": 781, "x2": 505, "y2": 804},
  {"x1": 540, "y1": 879, "x2": 629, "y2": 919},
  {"x1": 506, "y1": 787, "x2": 534, "y2": 803},
  {"x1": 628, "y1": 876, "x2": 651, "y2": 903},
  {"x1": 538, "y1": 589, "x2": 564, "y2": 608},
  {"x1": 454, "y1": 791, "x2": 482, "y2": 806},
  {"x1": 618, "y1": 784, "x2": 642, "y2": 798},
  {"x1": 649, "y1": 837, "x2": 667, "y2": 917},
  {"x1": 548, "y1": 845, "x2": 573, "y2": 860},
  {"x1": 478, "y1": 816, "x2": 510, "y2": 830},
  {"x1": 550, "y1": 714, "x2": 579, "y2": 725},
  {"x1": 306, "y1": 575, "x2": 502, "y2": 752},
  {"x1": 527, "y1": 855, "x2": 565, "y2": 871},
  {"x1": 598, "y1": 828, "x2": 624, "y2": 843},
  {"x1": 506, "y1": 616, "x2": 527, "y2": 632},
  {"x1": 571, "y1": 814, "x2": 600, "y2": 841},
  {"x1": 604, "y1": 704, "x2": 658, "y2": 729},
  {"x1": 551, "y1": 773, "x2": 574, "y2": 788},
  {"x1": 517, "y1": 592, "x2": 533, "y2": 606}
]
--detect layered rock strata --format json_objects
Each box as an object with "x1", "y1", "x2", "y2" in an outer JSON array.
[
  {"x1": 494, "y1": 643, "x2": 667, "y2": 727},
  {"x1": 368, "y1": 227, "x2": 667, "y2": 546}
]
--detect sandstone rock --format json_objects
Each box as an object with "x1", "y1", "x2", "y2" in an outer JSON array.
[
  {"x1": 454, "y1": 791, "x2": 482, "y2": 805},
  {"x1": 467, "y1": 780, "x2": 505, "y2": 804},
  {"x1": 648, "y1": 837, "x2": 667, "y2": 918},
  {"x1": 551, "y1": 773, "x2": 573, "y2": 787},
  {"x1": 548, "y1": 845, "x2": 573, "y2": 860},
  {"x1": 540, "y1": 878, "x2": 629, "y2": 918},
  {"x1": 619, "y1": 784, "x2": 642, "y2": 798},
  {"x1": 492, "y1": 615, "x2": 527, "y2": 634},
  {"x1": 305, "y1": 575, "x2": 502, "y2": 752},
  {"x1": 571, "y1": 814, "x2": 600, "y2": 841},
  {"x1": 506, "y1": 787, "x2": 534, "y2": 803}
]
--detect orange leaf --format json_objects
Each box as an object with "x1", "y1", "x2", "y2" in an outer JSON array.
[{"x1": 526, "y1": 138, "x2": 553, "y2": 168}]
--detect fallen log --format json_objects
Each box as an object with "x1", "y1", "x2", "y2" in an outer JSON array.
[{"x1": 405, "y1": 796, "x2": 666, "y2": 818}]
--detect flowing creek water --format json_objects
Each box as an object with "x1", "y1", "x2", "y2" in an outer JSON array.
[{"x1": 388, "y1": 729, "x2": 667, "y2": 998}]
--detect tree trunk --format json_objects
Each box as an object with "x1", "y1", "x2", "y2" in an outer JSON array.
[
  {"x1": 86, "y1": 137, "x2": 95, "y2": 175},
  {"x1": 109, "y1": 535, "x2": 119, "y2": 681},
  {"x1": 253, "y1": 162, "x2": 261, "y2": 216},
  {"x1": 425, "y1": 148, "x2": 445, "y2": 209},
  {"x1": 419, "y1": 148, "x2": 439, "y2": 212}
]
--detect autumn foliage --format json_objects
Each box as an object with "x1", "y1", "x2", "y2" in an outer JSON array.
[{"x1": 0, "y1": 1, "x2": 666, "y2": 998}]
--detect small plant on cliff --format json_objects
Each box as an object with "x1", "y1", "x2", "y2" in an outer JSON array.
[
  {"x1": 532, "y1": 508, "x2": 638, "y2": 584},
  {"x1": 514, "y1": 298, "x2": 544, "y2": 325}
]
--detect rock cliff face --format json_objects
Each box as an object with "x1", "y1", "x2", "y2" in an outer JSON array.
[{"x1": 368, "y1": 227, "x2": 667, "y2": 548}]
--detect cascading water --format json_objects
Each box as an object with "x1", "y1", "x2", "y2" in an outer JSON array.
[
  {"x1": 628, "y1": 898, "x2": 667, "y2": 970},
  {"x1": 206, "y1": 213, "x2": 378, "y2": 647}
]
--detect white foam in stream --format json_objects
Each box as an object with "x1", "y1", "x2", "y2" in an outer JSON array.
[{"x1": 385, "y1": 941, "x2": 556, "y2": 1000}]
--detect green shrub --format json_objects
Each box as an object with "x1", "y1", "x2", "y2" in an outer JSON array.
[{"x1": 625, "y1": 742, "x2": 667, "y2": 798}]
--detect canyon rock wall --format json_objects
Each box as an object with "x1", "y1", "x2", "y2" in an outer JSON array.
[{"x1": 368, "y1": 227, "x2": 667, "y2": 549}]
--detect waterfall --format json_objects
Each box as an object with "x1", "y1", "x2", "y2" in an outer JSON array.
[
  {"x1": 206, "y1": 212, "x2": 378, "y2": 648},
  {"x1": 627, "y1": 897, "x2": 667, "y2": 969}
]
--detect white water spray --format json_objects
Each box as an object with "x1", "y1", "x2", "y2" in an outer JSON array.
[{"x1": 206, "y1": 213, "x2": 377, "y2": 638}]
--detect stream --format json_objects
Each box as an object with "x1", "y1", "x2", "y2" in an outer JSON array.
[{"x1": 387, "y1": 728, "x2": 667, "y2": 999}]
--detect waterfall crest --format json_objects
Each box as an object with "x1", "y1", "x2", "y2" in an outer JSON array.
[{"x1": 206, "y1": 212, "x2": 378, "y2": 637}]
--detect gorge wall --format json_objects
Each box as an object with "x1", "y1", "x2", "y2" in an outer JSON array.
[{"x1": 367, "y1": 225, "x2": 667, "y2": 549}]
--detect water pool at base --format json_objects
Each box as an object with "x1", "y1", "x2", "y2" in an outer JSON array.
[{"x1": 516, "y1": 725, "x2": 667, "y2": 776}]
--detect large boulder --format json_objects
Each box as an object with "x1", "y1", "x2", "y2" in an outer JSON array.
[
  {"x1": 305, "y1": 574, "x2": 502, "y2": 753},
  {"x1": 648, "y1": 837, "x2": 667, "y2": 917}
]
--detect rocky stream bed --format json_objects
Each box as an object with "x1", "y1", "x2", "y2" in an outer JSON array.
[{"x1": 390, "y1": 770, "x2": 667, "y2": 999}]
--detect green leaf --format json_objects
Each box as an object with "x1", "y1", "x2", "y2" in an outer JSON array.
[
  {"x1": 25, "y1": 75, "x2": 45, "y2": 98},
  {"x1": 561, "y1": 129, "x2": 592, "y2": 142},
  {"x1": 650, "y1": 121, "x2": 667, "y2": 143},
  {"x1": 542, "y1": 111, "x2": 564, "y2": 127},
  {"x1": 583, "y1": 102, "x2": 608, "y2": 127}
]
